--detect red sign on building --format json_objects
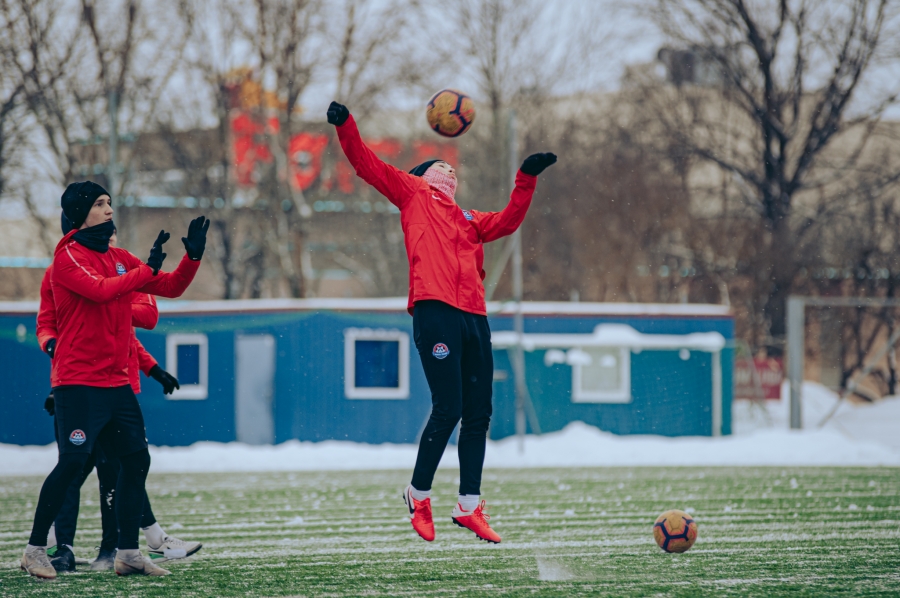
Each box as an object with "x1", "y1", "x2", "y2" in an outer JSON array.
[
  {"x1": 230, "y1": 111, "x2": 458, "y2": 194},
  {"x1": 734, "y1": 357, "x2": 784, "y2": 400}
]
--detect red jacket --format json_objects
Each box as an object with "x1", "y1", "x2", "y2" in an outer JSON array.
[
  {"x1": 129, "y1": 333, "x2": 159, "y2": 395},
  {"x1": 48, "y1": 230, "x2": 199, "y2": 388},
  {"x1": 36, "y1": 268, "x2": 59, "y2": 354},
  {"x1": 37, "y1": 274, "x2": 162, "y2": 394},
  {"x1": 337, "y1": 115, "x2": 537, "y2": 315},
  {"x1": 129, "y1": 293, "x2": 159, "y2": 394}
]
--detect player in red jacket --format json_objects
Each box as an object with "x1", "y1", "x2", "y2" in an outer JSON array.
[
  {"x1": 328, "y1": 101, "x2": 556, "y2": 544},
  {"x1": 21, "y1": 181, "x2": 208, "y2": 579},
  {"x1": 36, "y1": 225, "x2": 200, "y2": 573}
]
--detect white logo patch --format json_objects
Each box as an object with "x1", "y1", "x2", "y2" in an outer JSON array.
[
  {"x1": 115, "y1": 262, "x2": 126, "y2": 276},
  {"x1": 462, "y1": 209, "x2": 474, "y2": 221}
]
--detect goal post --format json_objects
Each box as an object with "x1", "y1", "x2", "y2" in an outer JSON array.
[{"x1": 786, "y1": 295, "x2": 900, "y2": 429}]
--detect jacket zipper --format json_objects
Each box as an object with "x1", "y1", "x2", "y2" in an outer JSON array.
[{"x1": 456, "y1": 218, "x2": 462, "y2": 308}]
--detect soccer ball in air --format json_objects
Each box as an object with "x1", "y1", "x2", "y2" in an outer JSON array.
[
  {"x1": 653, "y1": 509, "x2": 698, "y2": 553},
  {"x1": 426, "y1": 89, "x2": 476, "y2": 137}
]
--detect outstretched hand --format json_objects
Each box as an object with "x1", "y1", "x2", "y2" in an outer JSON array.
[
  {"x1": 147, "y1": 230, "x2": 169, "y2": 275},
  {"x1": 520, "y1": 152, "x2": 558, "y2": 176},
  {"x1": 327, "y1": 101, "x2": 350, "y2": 126},
  {"x1": 182, "y1": 215, "x2": 210, "y2": 261}
]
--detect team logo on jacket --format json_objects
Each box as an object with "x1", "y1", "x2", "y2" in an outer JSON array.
[
  {"x1": 462, "y1": 209, "x2": 474, "y2": 221},
  {"x1": 116, "y1": 262, "x2": 126, "y2": 276},
  {"x1": 432, "y1": 343, "x2": 450, "y2": 359},
  {"x1": 69, "y1": 429, "x2": 86, "y2": 446}
]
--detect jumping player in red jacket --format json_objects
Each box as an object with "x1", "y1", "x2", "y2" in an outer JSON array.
[
  {"x1": 36, "y1": 222, "x2": 201, "y2": 573},
  {"x1": 21, "y1": 181, "x2": 208, "y2": 579},
  {"x1": 328, "y1": 101, "x2": 556, "y2": 544}
]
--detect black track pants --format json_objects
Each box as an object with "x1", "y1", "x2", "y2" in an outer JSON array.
[
  {"x1": 28, "y1": 453, "x2": 90, "y2": 547},
  {"x1": 30, "y1": 385, "x2": 150, "y2": 550},
  {"x1": 96, "y1": 453, "x2": 157, "y2": 550},
  {"x1": 52, "y1": 448, "x2": 158, "y2": 551},
  {"x1": 410, "y1": 300, "x2": 493, "y2": 496},
  {"x1": 53, "y1": 451, "x2": 96, "y2": 548},
  {"x1": 114, "y1": 448, "x2": 151, "y2": 549}
]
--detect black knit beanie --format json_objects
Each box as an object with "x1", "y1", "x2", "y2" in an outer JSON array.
[
  {"x1": 408, "y1": 159, "x2": 441, "y2": 177},
  {"x1": 61, "y1": 181, "x2": 109, "y2": 229}
]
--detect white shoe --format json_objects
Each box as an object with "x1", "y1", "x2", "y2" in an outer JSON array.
[
  {"x1": 21, "y1": 546, "x2": 57, "y2": 580},
  {"x1": 147, "y1": 535, "x2": 202, "y2": 562},
  {"x1": 114, "y1": 551, "x2": 171, "y2": 576}
]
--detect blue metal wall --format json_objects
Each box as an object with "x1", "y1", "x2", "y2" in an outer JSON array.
[
  {"x1": 488, "y1": 315, "x2": 734, "y2": 438},
  {"x1": 0, "y1": 307, "x2": 733, "y2": 446}
]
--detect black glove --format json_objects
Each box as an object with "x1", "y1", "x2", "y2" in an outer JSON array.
[
  {"x1": 147, "y1": 230, "x2": 169, "y2": 275},
  {"x1": 149, "y1": 365, "x2": 180, "y2": 395},
  {"x1": 181, "y1": 215, "x2": 210, "y2": 261},
  {"x1": 44, "y1": 392, "x2": 55, "y2": 416},
  {"x1": 326, "y1": 101, "x2": 350, "y2": 126},
  {"x1": 44, "y1": 338, "x2": 57, "y2": 359},
  {"x1": 520, "y1": 152, "x2": 558, "y2": 176}
]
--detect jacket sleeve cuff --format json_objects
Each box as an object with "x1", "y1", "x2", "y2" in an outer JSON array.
[{"x1": 142, "y1": 361, "x2": 158, "y2": 376}]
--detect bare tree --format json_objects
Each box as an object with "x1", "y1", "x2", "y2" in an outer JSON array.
[
  {"x1": 1, "y1": 0, "x2": 190, "y2": 254},
  {"x1": 636, "y1": 0, "x2": 900, "y2": 343},
  {"x1": 173, "y1": 0, "x2": 426, "y2": 299},
  {"x1": 328, "y1": 0, "x2": 428, "y2": 116},
  {"x1": 420, "y1": 0, "x2": 609, "y2": 302}
]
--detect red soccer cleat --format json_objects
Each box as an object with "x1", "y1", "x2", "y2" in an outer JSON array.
[
  {"x1": 451, "y1": 500, "x2": 501, "y2": 544},
  {"x1": 403, "y1": 486, "x2": 435, "y2": 542}
]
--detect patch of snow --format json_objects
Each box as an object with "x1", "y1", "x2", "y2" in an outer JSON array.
[
  {"x1": 2, "y1": 380, "x2": 897, "y2": 476},
  {"x1": 734, "y1": 381, "x2": 900, "y2": 452},
  {"x1": 535, "y1": 556, "x2": 576, "y2": 581},
  {"x1": 1, "y1": 422, "x2": 897, "y2": 477}
]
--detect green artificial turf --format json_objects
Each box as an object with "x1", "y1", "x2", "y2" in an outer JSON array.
[{"x1": 1, "y1": 467, "x2": 899, "y2": 596}]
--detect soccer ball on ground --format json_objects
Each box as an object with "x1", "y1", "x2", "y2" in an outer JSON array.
[
  {"x1": 426, "y1": 89, "x2": 476, "y2": 138},
  {"x1": 653, "y1": 509, "x2": 698, "y2": 553}
]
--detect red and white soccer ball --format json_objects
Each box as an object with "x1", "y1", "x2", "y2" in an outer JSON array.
[
  {"x1": 426, "y1": 89, "x2": 476, "y2": 138},
  {"x1": 653, "y1": 509, "x2": 698, "y2": 553}
]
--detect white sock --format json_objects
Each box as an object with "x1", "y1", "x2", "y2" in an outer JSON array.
[
  {"x1": 47, "y1": 524, "x2": 56, "y2": 547},
  {"x1": 117, "y1": 548, "x2": 141, "y2": 559},
  {"x1": 457, "y1": 494, "x2": 480, "y2": 512},
  {"x1": 142, "y1": 522, "x2": 166, "y2": 549},
  {"x1": 409, "y1": 485, "x2": 431, "y2": 501},
  {"x1": 25, "y1": 544, "x2": 46, "y2": 553}
]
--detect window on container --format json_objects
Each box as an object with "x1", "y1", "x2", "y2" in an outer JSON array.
[
  {"x1": 344, "y1": 328, "x2": 410, "y2": 399},
  {"x1": 165, "y1": 333, "x2": 209, "y2": 400},
  {"x1": 572, "y1": 347, "x2": 631, "y2": 403}
]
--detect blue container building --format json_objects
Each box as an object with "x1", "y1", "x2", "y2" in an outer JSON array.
[{"x1": 0, "y1": 299, "x2": 733, "y2": 447}]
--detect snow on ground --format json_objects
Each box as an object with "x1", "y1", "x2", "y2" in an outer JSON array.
[
  {"x1": 1, "y1": 382, "x2": 898, "y2": 476},
  {"x1": 734, "y1": 380, "x2": 900, "y2": 452}
]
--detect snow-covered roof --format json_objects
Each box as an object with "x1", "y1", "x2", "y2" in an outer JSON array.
[
  {"x1": 491, "y1": 324, "x2": 727, "y2": 352},
  {"x1": 0, "y1": 298, "x2": 732, "y2": 317}
]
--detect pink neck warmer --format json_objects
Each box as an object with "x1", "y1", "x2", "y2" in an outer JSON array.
[{"x1": 423, "y1": 168, "x2": 457, "y2": 200}]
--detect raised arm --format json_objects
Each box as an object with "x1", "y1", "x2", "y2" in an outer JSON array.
[
  {"x1": 469, "y1": 170, "x2": 536, "y2": 244},
  {"x1": 136, "y1": 254, "x2": 200, "y2": 298},
  {"x1": 135, "y1": 216, "x2": 207, "y2": 298},
  {"x1": 131, "y1": 293, "x2": 159, "y2": 330},
  {"x1": 469, "y1": 153, "x2": 557, "y2": 244},
  {"x1": 53, "y1": 242, "x2": 155, "y2": 304},
  {"x1": 36, "y1": 267, "x2": 58, "y2": 354},
  {"x1": 330, "y1": 103, "x2": 419, "y2": 209}
]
